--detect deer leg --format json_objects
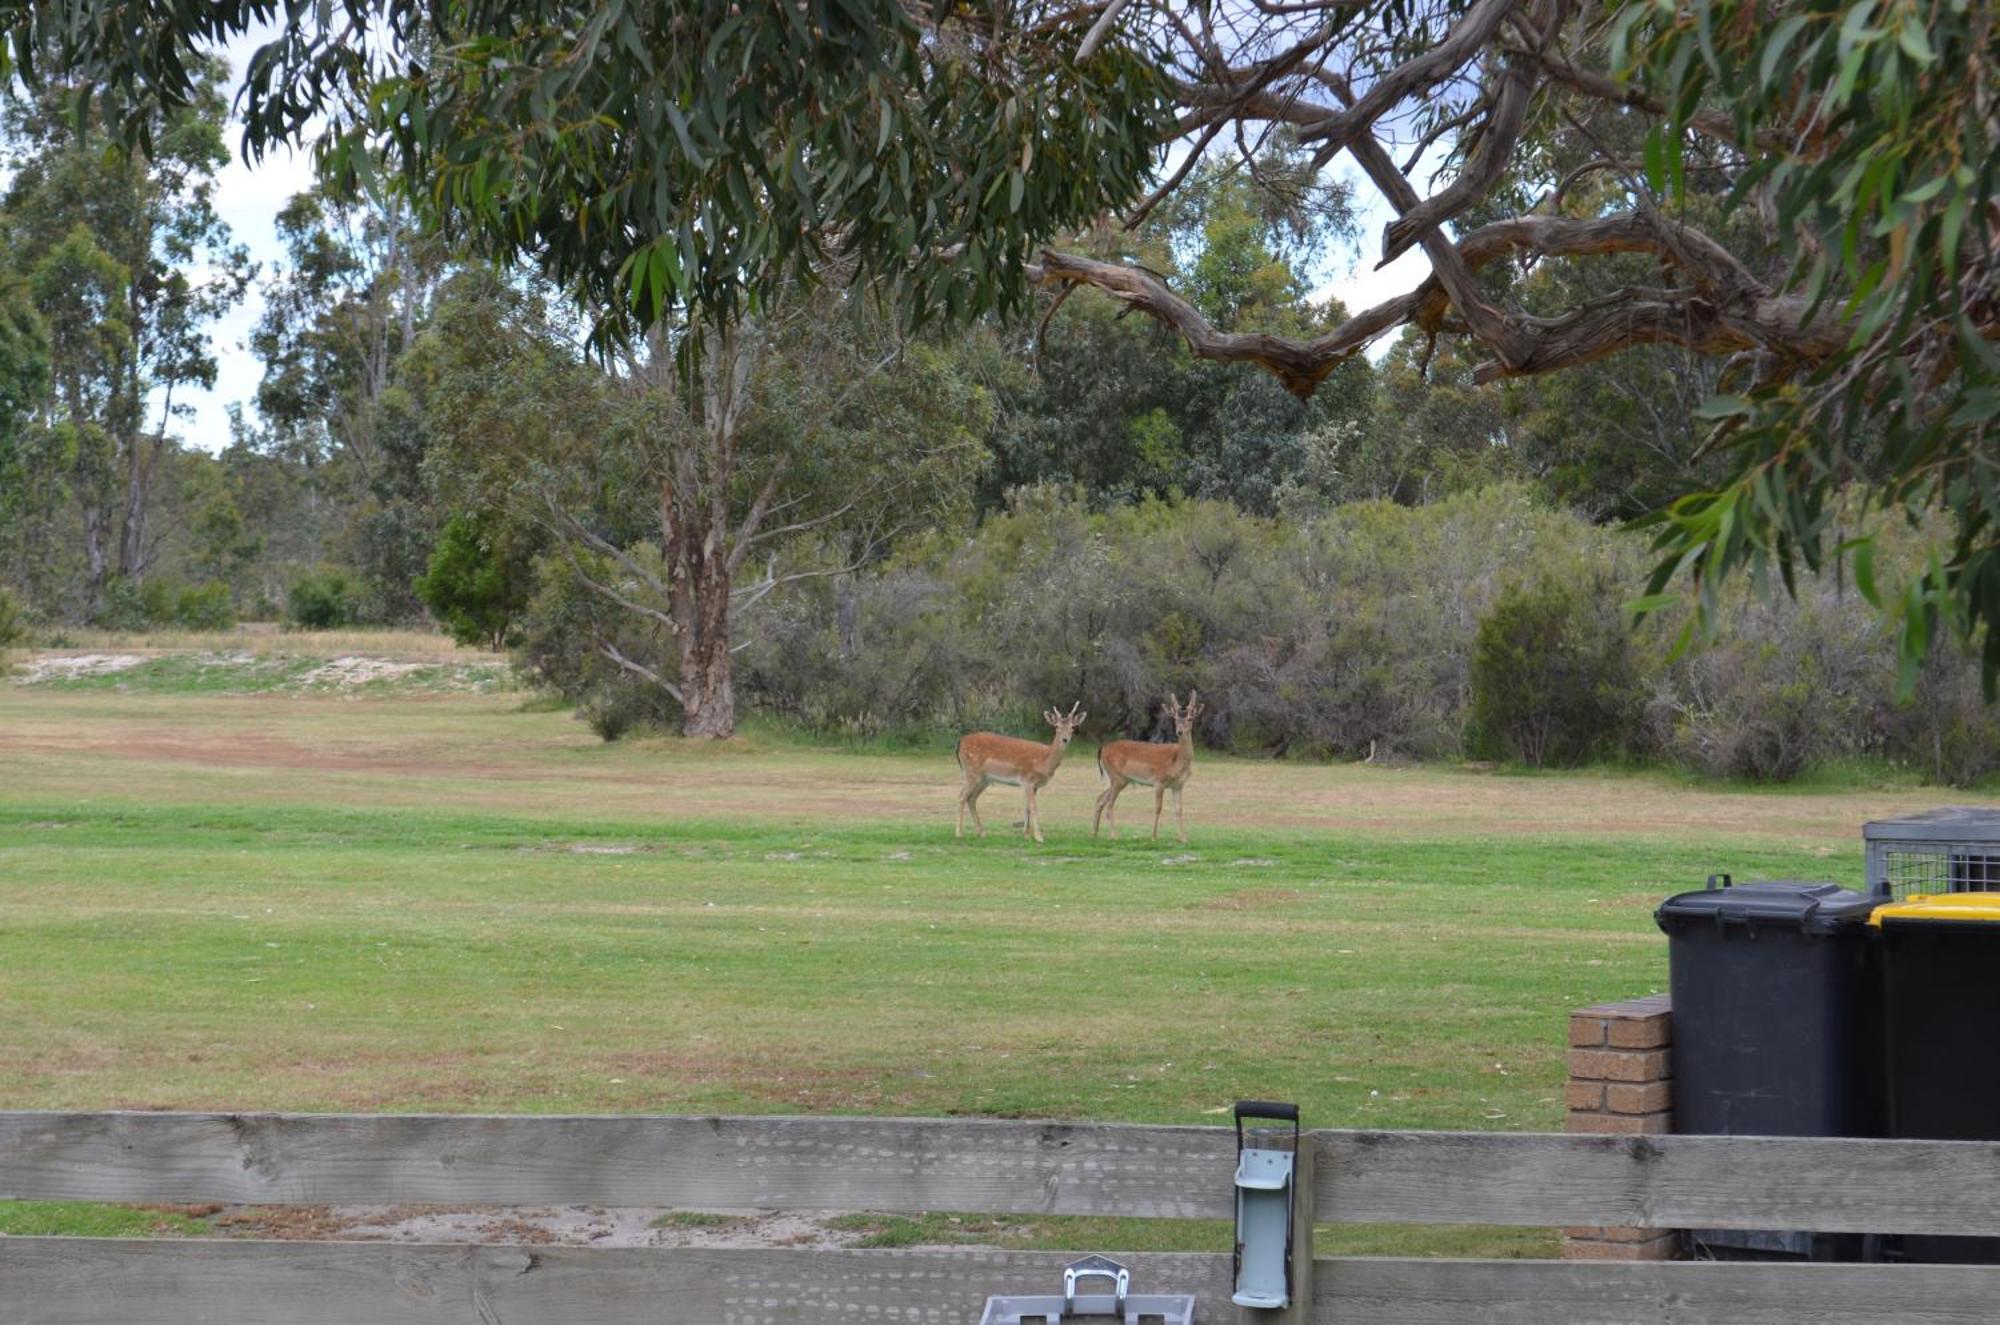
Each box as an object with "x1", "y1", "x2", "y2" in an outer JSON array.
[
  {"x1": 1024, "y1": 784, "x2": 1043, "y2": 844},
  {"x1": 1093, "y1": 776, "x2": 1123, "y2": 838},
  {"x1": 965, "y1": 778, "x2": 988, "y2": 838},
  {"x1": 1172, "y1": 785, "x2": 1187, "y2": 844},
  {"x1": 1151, "y1": 785, "x2": 1166, "y2": 840}
]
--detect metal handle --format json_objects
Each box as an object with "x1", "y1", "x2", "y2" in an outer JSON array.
[
  {"x1": 1706, "y1": 872, "x2": 1732, "y2": 891},
  {"x1": 1062, "y1": 1255, "x2": 1129, "y2": 1318},
  {"x1": 1234, "y1": 1100, "x2": 1299, "y2": 1123},
  {"x1": 1235, "y1": 1098, "x2": 1302, "y2": 1152}
]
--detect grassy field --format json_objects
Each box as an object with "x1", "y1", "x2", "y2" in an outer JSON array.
[{"x1": 2, "y1": 648, "x2": 1988, "y2": 1251}]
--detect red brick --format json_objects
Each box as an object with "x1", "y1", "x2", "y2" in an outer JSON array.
[
  {"x1": 1561, "y1": 1231, "x2": 1681, "y2": 1261},
  {"x1": 1605, "y1": 1080, "x2": 1673, "y2": 1114},
  {"x1": 1569, "y1": 1015, "x2": 1609, "y2": 1047},
  {"x1": 1566, "y1": 1109, "x2": 1671, "y2": 1135},
  {"x1": 1567, "y1": 1048, "x2": 1671, "y2": 1083},
  {"x1": 1565, "y1": 1081, "x2": 1606, "y2": 1111},
  {"x1": 1607, "y1": 1016, "x2": 1672, "y2": 1049}
]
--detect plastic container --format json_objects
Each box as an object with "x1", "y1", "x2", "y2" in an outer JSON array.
[
  {"x1": 1871, "y1": 894, "x2": 2000, "y2": 1263},
  {"x1": 1655, "y1": 877, "x2": 1885, "y2": 1260},
  {"x1": 1656, "y1": 879, "x2": 1886, "y2": 1137}
]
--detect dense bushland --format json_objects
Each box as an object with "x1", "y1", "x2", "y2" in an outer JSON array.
[{"x1": 513, "y1": 483, "x2": 1993, "y2": 784}]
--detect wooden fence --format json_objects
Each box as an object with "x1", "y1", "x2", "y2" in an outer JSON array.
[{"x1": 6, "y1": 1111, "x2": 2000, "y2": 1322}]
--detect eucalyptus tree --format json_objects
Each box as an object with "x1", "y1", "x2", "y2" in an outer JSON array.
[
  {"x1": 412, "y1": 272, "x2": 991, "y2": 738},
  {"x1": 15, "y1": 0, "x2": 1994, "y2": 679},
  {"x1": 0, "y1": 63, "x2": 251, "y2": 613},
  {"x1": 0, "y1": 275, "x2": 51, "y2": 602},
  {"x1": 253, "y1": 189, "x2": 441, "y2": 482}
]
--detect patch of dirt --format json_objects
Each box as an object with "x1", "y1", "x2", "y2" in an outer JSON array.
[
  {"x1": 137, "y1": 1203, "x2": 226, "y2": 1219},
  {"x1": 299, "y1": 657, "x2": 432, "y2": 687},
  {"x1": 1199, "y1": 887, "x2": 1313, "y2": 911},
  {"x1": 210, "y1": 1205, "x2": 904, "y2": 1249},
  {"x1": 12, "y1": 653, "x2": 148, "y2": 683},
  {"x1": 510, "y1": 842, "x2": 646, "y2": 855}
]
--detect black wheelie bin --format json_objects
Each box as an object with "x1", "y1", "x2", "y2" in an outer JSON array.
[{"x1": 1656, "y1": 876, "x2": 1885, "y2": 1260}]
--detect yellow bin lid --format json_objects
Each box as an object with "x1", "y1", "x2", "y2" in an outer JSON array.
[{"x1": 1869, "y1": 893, "x2": 2000, "y2": 926}]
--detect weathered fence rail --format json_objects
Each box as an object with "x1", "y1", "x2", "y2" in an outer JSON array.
[{"x1": 5, "y1": 1111, "x2": 2000, "y2": 1323}]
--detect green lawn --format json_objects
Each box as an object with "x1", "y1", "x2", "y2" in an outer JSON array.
[
  {"x1": 0, "y1": 673, "x2": 1975, "y2": 1250},
  {"x1": 0, "y1": 797, "x2": 1825, "y2": 1122}
]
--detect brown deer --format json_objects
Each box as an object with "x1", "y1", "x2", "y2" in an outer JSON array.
[
  {"x1": 955, "y1": 703, "x2": 1086, "y2": 844},
  {"x1": 1093, "y1": 691, "x2": 1204, "y2": 843}
]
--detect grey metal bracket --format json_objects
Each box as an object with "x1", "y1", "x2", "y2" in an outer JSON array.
[{"x1": 1232, "y1": 1100, "x2": 1301, "y2": 1311}]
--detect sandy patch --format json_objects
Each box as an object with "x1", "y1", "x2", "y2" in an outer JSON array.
[
  {"x1": 12, "y1": 653, "x2": 148, "y2": 683},
  {"x1": 300, "y1": 657, "x2": 433, "y2": 687}
]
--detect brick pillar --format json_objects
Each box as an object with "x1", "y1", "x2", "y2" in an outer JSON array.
[{"x1": 1561, "y1": 993, "x2": 1680, "y2": 1261}]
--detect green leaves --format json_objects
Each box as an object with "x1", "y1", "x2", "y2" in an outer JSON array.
[
  {"x1": 1615, "y1": 0, "x2": 2000, "y2": 693},
  {"x1": 11, "y1": 0, "x2": 1171, "y2": 360}
]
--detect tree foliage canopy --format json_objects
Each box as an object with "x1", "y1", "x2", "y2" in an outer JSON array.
[{"x1": 7, "y1": 0, "x2": 1996, "y2": 683}]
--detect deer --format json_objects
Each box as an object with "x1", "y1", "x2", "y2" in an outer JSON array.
[
  {"x1": 955, "y1": 703, "x2": 1086, "y2": 844},
  {"x1": 1094, "y1": 691, "x2": 1204, "y2": 843}
]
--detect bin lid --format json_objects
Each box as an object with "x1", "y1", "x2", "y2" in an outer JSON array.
[
  {"x1": 1656, "y1": 880, "x2": 1876, "y2": 935},
  {"x1": 1862, "y1": 806, "x2": 2000, "y2": 844},
  {"x1": 1869, "y1": 893, "x2": 2000, "y2": 926}
]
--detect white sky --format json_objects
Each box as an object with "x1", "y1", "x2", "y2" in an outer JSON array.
[{"x1": 176, "y1": 38, "x2": 1430, "y2": 454}]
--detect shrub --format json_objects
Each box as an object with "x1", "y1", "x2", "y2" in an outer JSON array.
[
  {"x1": 1886, "y1": 639, "x2": 2000, "y2": 787},
  {"x1": 1646, "y1": 588, "x2": 1888, "y2": 782},
  {"x1": 286, "y1": 569, "x2": 359, "y2": 630},
  {"x1": 173, "y1": 582, "x2": 235, "y2": 631},
  {"x1": 413, "y1": 512, "x2": 536, "y2": 649},
  {"x1": 93, "y1": 576, "x2": 155, "y2": 630},
  {"x1": 1469, "y1": 575, "x2": 1646, "y2": 767},
  {"x1": 513, "y1": 551, "x2": 679, "y2": 740}
]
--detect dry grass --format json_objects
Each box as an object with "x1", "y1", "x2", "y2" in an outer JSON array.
[
  {"x1": 42, "y1": 624, "x2": 503, "y2": 664},
  {"x1": 0, "y1": 684, "x2": 1967, "y2": 842}
]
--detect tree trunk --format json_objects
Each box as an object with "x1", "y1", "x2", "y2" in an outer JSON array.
[
  {"x1": 80, "y1": 500, "x2": 110, "y2": 617},
  {"x1": 677, "y1": 552, "x2": 736, "y2": 739},
  {"x1": 836, "y1": 575, "x2": 859, "y2": 661},
  {"x1": 116, "y1": 432, "x2": 155, "y2": 581}
]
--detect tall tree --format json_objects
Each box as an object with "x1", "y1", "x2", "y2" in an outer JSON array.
[
  {"x1": 996, "y1": 148, "x2": 1373, "y2": 512},
  {"x1": 252, "y1": 189, "x2": 439, "y2": 479},
  {"x1": 249, "y1": 187, "x2": 446, "y2": 618},
  {"x1": 1, "y1": 63, "x2": 250, "y2": 613},
  {"x1": 413, "y1": 273, "x2": 991, "y2": 737}
]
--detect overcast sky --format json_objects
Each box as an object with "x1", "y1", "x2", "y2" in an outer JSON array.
[{"x1": 177, "y1": 40, "x2": 1430, "y2": 454}]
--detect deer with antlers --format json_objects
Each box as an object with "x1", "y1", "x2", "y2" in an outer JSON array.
[
  {"x1": 1094, "y1": 691, "x2": 1204, "y2": 843},
  {"x1": 955, "y1": 703, "x2": 1086, "y2": 844}
]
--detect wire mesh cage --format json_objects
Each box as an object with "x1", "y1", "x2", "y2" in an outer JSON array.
[{"x1": 1864, "y1": 808, "x2": 2000, "y2": 900}]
